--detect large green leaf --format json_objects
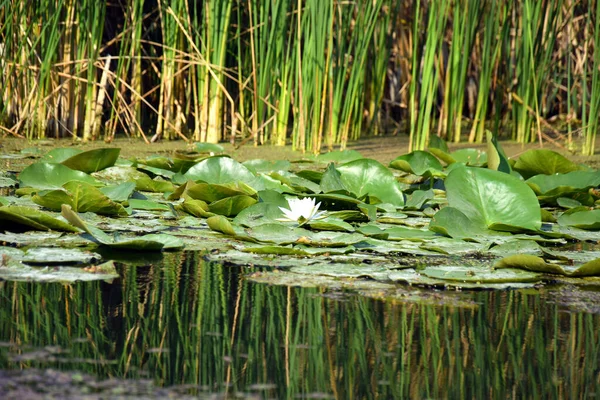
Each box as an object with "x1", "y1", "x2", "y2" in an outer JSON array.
[
  {"x1": 494, "y1": 254, "x2": 600, "y2": 277},
  {"x1": 233, "y1": 202, "x2": 284, "y2": 227},
  {"x1": 444, "y1": 166, "x2": 541, "y2": 232},
  {"x1": 389, "y1": 151, "x2": 444, "y2": 177},
  {"x1": 513, "y1": 149, "x2": 581, "y2": 179},
  {"x1": 557, "y1": 209, "x2": 600, "y2": 230},
  {"x1": 486, "y1": 130, "x2": 511, "y2": 173},
  {"x1": 208, "y1": 195, "x2": 258, "y2": 216},
  {"x1": 19, "y1": 162, "x2": 99, "y2": 189},
  {"x1": 33, "y1": 181, "x2": 128, "y2": 216},
  {"x1": 40, "y1": 148, "x2": 82, "y2": 163},
  {"x1": 429, "y1": 206, "x2": 494, "y2": 241},
  {"x1": 61, "y1": 148, "x2": 121, "y2": 173},
  {"x1": 186, "y1": 182, "x2": 257, "y2": 203},
  {"x1": 421, "y1": 265, "x2": 541, "y2": 283},
  {"x1": 336, "y1": 159, "x2": 405, "y2": 207},
  {"x1": 0, "y1": 205, "x2": 79, "y2": 232},
  {"x1": 61, "y1": 205, "x2": 182, "y2": 250},
  {"x1": 526, "y1": 171, "x2": 600, "y2": 203},
  {"x1": 184, "y1": 157, "x2": 261, "y2": 189}
]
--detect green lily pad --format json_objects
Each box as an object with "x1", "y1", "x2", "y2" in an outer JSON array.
[
  {"x1": 558, "y1": 209, "x2": 600, "y2": 230},
  {"x1": 444, "y1": 165, "x2": 541, "y2": 232},
  {"x1": 514, "y1": 149, "x2": 581, "y2": 179},
  {"x1": 429, "y1": 206, "x2": 496, "y2": 241},
  {"x1": 307, "y1": 216, "x2": 354, "y2": 232},
  {"x1": 128, "y1": 199, "x2": 171, "y2": 211},
  {"x1": 233, "y1": 202, "x2": 284, "y2": 227},
  {"x1": 208, "y1": 195, "x2": 258, "y2": 216},
  {"x1": 33, "y1": 181, "x2": 128, "y2": 216},
  {"x1": 494, "y1": 254, "x2": 600, "y2": 277},
  {"x1": 61, "y1": 204, "x2": 183, "y2": 251},
  {"x1": 100, "y1": 182, "x2": 136, "y2": 202},
  {"x1": 0, "y1": 176, "x2": 18, "y2": 188},
  {"x1": 526, "y1": 171, "x2": 600, "y2": 202},
  {"x1": 389, "y1": 151, "x2": 444, "y2": 177},
  {"x1": 0, "y1": 205, "x2": 79, "y2": 232},
  {"x1": 0, "y1": 260, "x2": 119, "y2": 283},
  {"x1": 186, "y1": 181, "x2": 257, "y2": 203},
  {"x1": 40, "y1": 148, "x2": 82, "y2": 163},
  {"x1": 195, "y1": 143, "x2": 225, "y2": 154},
  {"x1": 60, "y1": 148, "x2": 121, "y2": 173},
  {"x1": 20, "y1": 247, "x2": 101, "y2": 264},
  {"x1": 184, "y1": 157, "x2": 261, "y2": 189},
  {"x1": 19, "y1": 162, "x2": 100, "y2": 189},
  {"x1": 336, "y1": 159, "x2": 405, "y2": 207},
  {"x1": 451, "y1": 149, "x2": 487, "y2": 166},
  {"x1": 421, "y1": 265, "x2": 541, "y2": 283}
]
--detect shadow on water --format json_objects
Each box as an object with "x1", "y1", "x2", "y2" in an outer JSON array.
[{"x1": 1, "y1": 250, "x2": 599, "y2": 398}]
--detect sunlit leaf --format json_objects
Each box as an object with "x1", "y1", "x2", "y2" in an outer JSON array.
[
  {"x1": 19, "y1": 162, "x2": 99, "y2": 189},
  {"x1": 61, "y1": 148, "x2": 121, "y2": 173},
  {"x1": 444, "y1": 165, "x2": 541, "y2": 232},
  {"x1": 514, "y1": 149, "x2": 581, "y2": 179}
]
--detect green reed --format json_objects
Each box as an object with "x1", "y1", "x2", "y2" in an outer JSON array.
[{"x1": 1, "y1": 0, "x2": 600, "y2": 154}]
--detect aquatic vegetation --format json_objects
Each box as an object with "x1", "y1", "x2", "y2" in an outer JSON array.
[{"x1": 0, "y1": 144, "x2": 599, "y2": 287}]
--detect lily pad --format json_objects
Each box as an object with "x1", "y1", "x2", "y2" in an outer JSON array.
[
  {"x1": 61, "y1": 205, "x2": 183, "y2": 251},
  {"x1": 184, "y1": 157, "x2": 261, "y2": 189},
  {"x1": 19, "y1": 162, "x2": 99, "y2": 189},
  {"x1": 0, "y1": 205, "x2": 79, "y2": 232},
  {"x1": 421, "y1": 265, "x2": 541, "y2": 283},
  {"x1": 514, "y1": 149, "x2": 581, "y2": 179},
  {"x1": 444, "y1": 165, "x2": 541, "y2": 232},
  {"x1": 494, "y1": 254, "x2": 600, "y2": 277},
  {"x1": 33, "y1": 181, "x2": 128, "y2": 216},
  {"x1": 389, "y1": 151, "x2": 444, "y2": 177},
  {"x1": 0, "y1": 260, "x2": 119, "y2": 283},
  {"x1": 20, "y1": 247, "x2": 101, "y2": 264},
  {"x1": 558, "y1": 209, "x2": 600, "y2": 230},
  {"x1": 336, "y1": 159, "x2": 405, "y2": 207},
  {"x1": 60, "y1": 148, "x2": 121, "y2": 173}
]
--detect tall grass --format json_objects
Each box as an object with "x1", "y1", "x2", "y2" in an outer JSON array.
[{"x1": 1, "y1": 0, "x2": 600, "y2": 154}]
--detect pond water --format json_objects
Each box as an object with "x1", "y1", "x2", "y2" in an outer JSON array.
[{"x1": 1, "y1": 251, "x2": 599, "y2": 398}]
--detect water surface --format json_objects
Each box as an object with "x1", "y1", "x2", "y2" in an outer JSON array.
[{"x1": 1, "y1": 251, "x2": 599, "y2": 398}]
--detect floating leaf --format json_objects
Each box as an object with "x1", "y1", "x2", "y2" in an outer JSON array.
[
  {"x1": 336, "y1": 159, "x2": 405, "y2": 207},
  {"x1": 61, "y1": 205, "x2": 182, "y2": 251},
  {"x1": 421, "y1": 265, "x2": 541, "y2": 283},
  {"x1": 0, "y1": 260, "x2": 119, "y2": 283},
  {"x1": 33, "y1": 181, "x2": 128, "y2": 216},
  {"x1": 19, "y1": 162, "x2": 99, "y2": 189},
  {"x1": 207, "y1": 215, "x2": 238, "y2": 236},
  {"x1": 389, "y1": 151, "x2": 444, "y2": 177},
  {"x1": 100, "y1": 181, "x2": 136, "y2": 202},
  {"x1": 444, "y1": 165, "x2": 541, "y2": 232},
  {"x1": 208, "y1": 195, "x2": 257, "y2": 216},
  {"x1": 514, "y1": 149, "x2": 581, "y2": 179},
  {"x1": 526, "y1": 171, "x2": 600, "y2": 204},
  {"x1": 451, "y1": 149, "x2": 487, "y2": 166},
  {"x1": 0, "y1": 205, "x2": 79, "y2": 232},
  {"x1": 186, "y1": 181, "x2": 257, "y2": 203},
  {"x1": 40, "y1": 148, "x2": 82, "y2": 163},
  {"x1": 558, "y1": 209, "x2": 600, "y2": 230},
  {"x1": 61, "y1": 148, "x2": 121, "y2": 173},
  {"x1": 493, "y1": 254, "x2": 600, "y2": 277},
  {"x1": 184, "y1": 157, "x2": 261, "y2": 188},
  {"x1": 128, "y1": 199, "x2": 171, "y2": 211},
  {"x1": 243, "y1": 159, "x2": 290, "y2": 173},
  {"x1": 195, "y1": 142, "x2": 225, "y2": 154},
  {"x1": 233, "y1": 202, "x2": 284, "y2": 227}
]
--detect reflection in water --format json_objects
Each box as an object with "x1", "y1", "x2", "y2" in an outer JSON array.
[{"x1": 1, "y1": 251, "x2": 599, "y2": 398}]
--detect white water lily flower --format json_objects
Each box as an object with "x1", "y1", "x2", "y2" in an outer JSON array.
[{"x1": 277, "y1": 197, "x2": 326, "y2": 225}]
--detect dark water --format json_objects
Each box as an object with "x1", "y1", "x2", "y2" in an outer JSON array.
[{"x1": 1, "y1": 251, "x2": 599, "y2": 399}]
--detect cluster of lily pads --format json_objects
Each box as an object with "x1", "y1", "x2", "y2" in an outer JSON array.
[{"x1": 0, "y1": 138, "x2": 599, "y2": 289}]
